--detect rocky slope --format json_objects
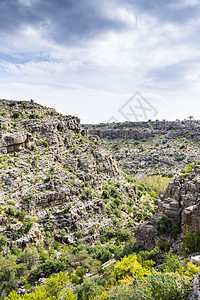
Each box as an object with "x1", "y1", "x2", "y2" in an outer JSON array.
[
  {"x1": 86, "y1": 120, "x2": 200, "y2": 177},
  {"x1": 0, "y1": 99, "x2": 157, "y2": 250},
  {"x1": 1, "y1": 99, "x2": 200, "y2": 299},
  {"x1": 159, "y1": 164, "x2": 200, "y2": 235},
  {"x1": 132, "y1": 163, "x2": 200, "y2": 253}
]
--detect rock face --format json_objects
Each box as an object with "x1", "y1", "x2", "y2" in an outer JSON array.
[
  {"x1": 189, "y1": 273, "x2": 200, "y2": 300},
  {"x1": 86, "y1": 120, "x2": 200, "y2": 178},
  {"x1": 0, "y1": 99, "x2": 140, "y2": 248},
  {"x1": 158, "y1": 165, "x2": 200, "y2": 235},
  {"x1": 132, "y1": 164, "x2": 200, "y2": 251},
  {"x1": 0, "y1": 99, "x2": 81, "y2": 154},
  {"x1": 133, "y1": 224, "x2": 156, "y2": 251},
  {"x1": 87, "y1": 120, "x2": 200, "y2": 140},
  {"x1": 0, "y1": 132, "x2": 33, "y2": 153},
  {"x1": 88, "y1": 128, "x2": 151, "y2": 139}
]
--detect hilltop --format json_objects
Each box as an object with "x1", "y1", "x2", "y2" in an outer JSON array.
[{"x1": 86, "y1": 119, "x2": 200, "y2": 177}]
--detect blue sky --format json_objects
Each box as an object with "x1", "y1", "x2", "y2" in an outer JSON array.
[{"x1": 0, "y1": 0, "x2": 199, "y2": 123}]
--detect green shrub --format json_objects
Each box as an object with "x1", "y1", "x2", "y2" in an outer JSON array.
[
  {"x1": 181, "y1": 231, "x2": 200, "y2": 255},
  {"x1": 138, "y1": 247, "x2": 161, "y2": 262},
  {"x1": 158, "y1": 241, "x2": 171, "y2": 252},
  {"x1": 119, "y1": 238, "x2": 136, "y2": 258},
  {"x1": 28, "y1": 113, "x2": 40, "y2": 119},
  {"x1": 155, "y1": 215, "x2": 180, "y2": 238},
  {"x1": 81, "y1": 188, "x2": 93, "y2": 201},
  {"x1": 6, "y1": 272, "x2": 77, "y2": 300},
  {"x1": 155, "y1": 215, "x2": 171, "y2": 235},
  {"x1": 7, "y1": 206, "x2": 17, "y2": 216},
  {"x1": 0, "y1": 255, "x2": 27, "y2": 298},
  {"x1": 147, "y1": 272, "x2": 192, "y2": 300},
  {"x1": 22, "y1": 192, "x2": 34, "y2": 204},
  {"x1": 0, "y1": 235, "x2": 8, "y2": 251},
  {"x1": 11, "y1": 112, "x2": 20, "y2": 119},
  {"x1": 22, "y1": 216, "x2": 34, "y2": 233},
  {"x1": 159, "y1": 250, "x2": 184, "y2": 275},
  {"x1": 75, "y1": 278, "x2": 104, "y2": 300},
  {"x1": 136, "y1": 175, "x2": 171, "y2": 197},
  {"x1": 19, "y1": 247, "x2": 40, "y2": 270},
  {"x1": 87, "y1": 245, "x2": 115, "y2": 263},
  {"x1": 40, "y1": 140, "x2": 49, "y2": 148},
  {"x1": 185, "y1": 163, "x2": 194, "y2": 173},
  {"x1": 29, "y1": 257, "x2": 69, "y2": 280},
  {"x1": 186, "y1": 262, "x2": 200, "y2": 278}
]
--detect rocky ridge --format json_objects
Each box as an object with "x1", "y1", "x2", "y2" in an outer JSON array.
[
  {"x1": 87, "y1": 120, "x2": 200, "y2": 177},
  {"x1": 0, "y1": 99, "x2": 157, "y2": 249}
]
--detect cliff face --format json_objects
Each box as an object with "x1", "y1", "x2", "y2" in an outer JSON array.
[
  {"x1": 1, "y1": 99, "x2": 199, "y2": 252},
  {"x1": 87, "y1": 120, "x2": 200, "y2": 177},
  {"x1": 159, "y1": 164, "x2": 200, "y2": 235},
  {"x1": 88, "y1": 120, "x2": 200, "y2": 140},
  {"x1": 0, "y1": 99, "x2": 81, "y2": 154},
  {"x1": 0, "y1": 99, "x2": 144, "y2": 248}
]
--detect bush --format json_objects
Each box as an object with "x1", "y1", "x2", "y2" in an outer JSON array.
[
  {"x1": 87, "y1": 245, "x2": 118, "y2": 263},
  {"x1": 114, "y1": 254, "x2": 152, "y2": 283},
  {"x1": 28, "y1": 113, "x2": 40, "y2": 119},
  {"x1": 0, "y1": 255, "x2": 27, "y2": 298},
  {"x1": 0, "y1": 235, "x2": 8, "y2": 251},
  {"x1": 29, "y1": 257, "x2": 69, "y2": 280},
  {"x1": 19, "y1": 247, "x2": 40, "y2": 270},
  {"x1": 138, "y1": 247, "x2": 161, "y2": 262},
  {"x1": 136, "y1": 175, "x2": 171, "y2": 198},
  {"x1": 99, "y1": 283, "x2": 152, "y2": 300},
  {"x1": 40, "y1": 140, "x2": 49, "y2": 148},
  {"x1": 147, "y1": 272, "x2": 192, "y2": 300},
  {"x1": 159, "y1": 250, "x2": 184, "y2": 275},
  {"x1": 11, "y1": 112, "x2": 20, "y2": 119},
  {"x1": 119, "y1": 238, "x2": 136, "y2": 258},
  {"x1": 181, "y1": 231, "x2": 200, "y2": 255},
  {"x1": 6, "y1": 272, "x2": 77, "y2": 300},
  {"x1": 22, "y1": 217, "x2": 34, "y2": 233},
  {"x1": 185, "y1": 163, "x2": 194, "y2": 173},
  {"x1": 100, "y1": 228, "x2": 133, "y2": 243},
  {"x1": 81, "y1": 189, "x2": 93, "y2": 201},
  {"x1": 186, "y1": 262, "x2": 200, "y2": 278},
  {"x1": 155, "y1": 214, "x2": 171, "y2": 235},
  {"x1": 158, "y1": 241, "x2": 171, "y2": 252},
  {"x1": 75, "y1": 278, "x2": 104, "y2": 300},
  {"x1": 155, "y1": 215, "x2": 180, "y2": 238}
]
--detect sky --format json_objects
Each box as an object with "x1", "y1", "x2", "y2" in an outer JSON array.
[{"x1": 0, "y1": 0, "x2": 199, "y2": 123}]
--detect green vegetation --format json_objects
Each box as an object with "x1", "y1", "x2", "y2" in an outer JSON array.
[
  {"x1": 155, "y1": 214, "x2": 180, "y2": 239},
  {"x1": 0, "y1": 238, "x2": 196, "y2": 300},
  {"x1": 136, "y1": 175, "x2": 171, "y2": 197},
  {"x1": 1, "y1": 101, "x2": 200, "y2": 299},
  {"x1": 181, "y1": 231, "x2": 200, "y2": 255}
]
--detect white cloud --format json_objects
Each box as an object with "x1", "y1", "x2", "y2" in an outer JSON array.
[
  {"x1": 0, "y1": 1, "x2": 199, "y2": 122},
  {"x1": 169, "y1": 0, "x2": 200, "y2": 8},
  {"x1": 18, "y1": 0, "x2": 38, "y2": 7}
]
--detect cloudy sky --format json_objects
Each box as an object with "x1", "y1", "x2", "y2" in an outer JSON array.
[{"x1": 0, "y1": 0, "x2": 199, "y2": 123}]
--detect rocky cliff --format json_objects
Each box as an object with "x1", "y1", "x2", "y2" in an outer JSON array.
[
  {"x1": 159, "y1": 164, "x2": 200, "y2": 235},
  {"x1": 1, "y1": 99, "x2": 153, "y2": 249},
  {"x1": 87, "y1": 120, "x2": 200, "y2": 140},
  {"x1": 87, "y1": 120, "x2": 200, "y2": 177}
]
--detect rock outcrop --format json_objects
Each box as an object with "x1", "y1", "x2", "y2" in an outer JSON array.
[
  {"x1": 86, "y1": 120, "x2": 200, "y2": 177},
  {"x1": 189, "y1": 272, "x2": 200, "y2": 300},
  {"x1": 133, "y1": 223, "x2": 156, "y2": 251},
  {"x1": 87, "y1": 120, "x2": 200, "y2": 140},
  {"x1": 158, "y1": 164, "x2": 200, "y2": 235},
  {"x1": 0, "y1": 99, "x2": 140, "y2": 248}
]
